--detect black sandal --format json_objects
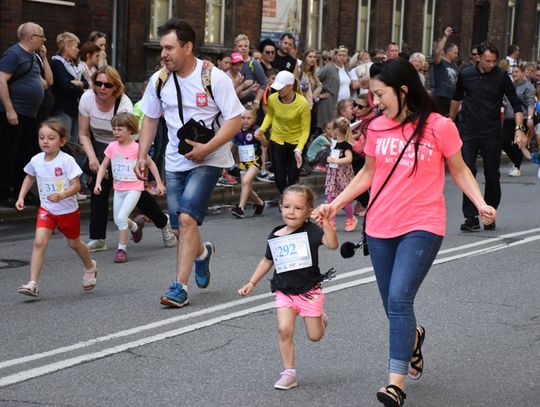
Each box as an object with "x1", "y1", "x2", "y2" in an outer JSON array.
[
  {"x1": 408, "y1": 325, "x2": 425, "y2": 380},
  {"x1": 376, "y1": 384, "x2": 406, "y2": 407}
]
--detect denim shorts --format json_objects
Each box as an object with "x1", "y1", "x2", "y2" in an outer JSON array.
[{"x1": 166, "y1": 166, "x2": 221, "y2": 228}]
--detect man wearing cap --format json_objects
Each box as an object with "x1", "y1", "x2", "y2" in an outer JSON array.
[{"x1": 255, "y1": 70, "x2": 310, "y2": 193}]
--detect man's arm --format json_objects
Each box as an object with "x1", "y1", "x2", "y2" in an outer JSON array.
[
  {"x1": 135, "y1": 115, "x2": 159, "y2": 179},
  {"x1": 39, "y1": 46, "x2": 53, "y2": 87},
  {"x1": 433, "y1": 26, "x2": 453, "y2": 65},
  {"x1": 0, "y1": 71, "x2": 17, "y2": 125}
]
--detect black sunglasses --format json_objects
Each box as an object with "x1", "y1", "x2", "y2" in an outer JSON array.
[
  {"x1": 264, "y1": 50, "x2": 275, "y2": 54},
  {"x1": 94, "y1": 80, "x2": 114, "y2": 89},
  {"x1": 323, "y1": 57, "x2": 331, "y2": 61},
  {"x1": 353, "y1": 102, "x2": 369, "y2": 109}
]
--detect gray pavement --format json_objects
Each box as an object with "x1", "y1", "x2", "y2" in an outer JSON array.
[{"x1": 0, "y1": 160, "x2": 538, "y2": 406}]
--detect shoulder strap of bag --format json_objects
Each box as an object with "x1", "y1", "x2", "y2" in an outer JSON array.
[
  {"x1": 365, "y1": 133, "x2": 415, "y2": 217},
  {"x1": 113, "y1": 96, "x2": 122, "y2": 115},
  {"x1": 156, "y1": 61, "x2": 215, "y2": 101},
  {"x1": 8, "y1": 53, "x2": 35, "y2": 85},
  {"x1": 172, "y1": 72, "x2": 184, "y2": 125}
]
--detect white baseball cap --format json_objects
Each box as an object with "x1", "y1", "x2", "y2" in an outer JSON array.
[{"x1": 271, "y1": 70, "x2": 295, "y2": 90}]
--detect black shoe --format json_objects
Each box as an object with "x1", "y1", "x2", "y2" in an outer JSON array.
[
  {"x1": 460, "y1": 217, "x2": 480, "y2": 232},
  {"x1": 484, "y1": 221, "x2": 496, "y2": 230},
  {"x1": 231, "y1": 206, "x2": 245, "y2": 219},
  {"x1": 253, "y1": 201, "x2": 265, "y2": 216}
]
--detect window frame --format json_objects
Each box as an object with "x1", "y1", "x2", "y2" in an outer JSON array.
[
  {"x1": 422, "y1": 0, "x2": 437, "y2": 56},
  {"x1": 391, "y1": 0, "x2": 405, "y2": 48},
  {"x1": 356, "y1": 0, "x2": 372, "y2": 51},
  {"x1": 204, "y1": 0, "x2": 226, "y2": 45},
  {"x1": 148, "y1": 0, "x2": 173, "y2": 42},
  {"x1": 306, "y1": 0, "x2": 323, "y2": 50}
]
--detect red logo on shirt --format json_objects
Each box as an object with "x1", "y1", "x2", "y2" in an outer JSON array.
[
  {"x1": 54, "y1": 167, "x2": 63, "y2": 176},
  {"x1": 196, "y1": 93, "x2": 208, "y2": 107}
]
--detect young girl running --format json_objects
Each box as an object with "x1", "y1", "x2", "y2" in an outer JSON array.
[
  {"x1": 238, "y1": 184, "x2": 338, "y2": 390},
  {"x1": 94, "y1": 112, "x2": 165, "y2": 263},
  {"x1": 16, "y1": 118, "x2": 97, "y2": 297},
  {"x1": 231, "y1": 104, "x2": 267, "y2": 218},
  {"x1": 325, "y1": 117, "x2": 358, "y2": 232}
]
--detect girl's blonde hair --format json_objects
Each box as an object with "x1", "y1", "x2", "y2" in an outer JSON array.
[
  {"x1": 333, "y1": 117, "x2": 353, "y2": 144},
  {"x1": 282, "y1": 184, "x2": 315, "y2": 209},
  {"x1": 242, "y1": 101, "x2": 257, "y2": 116},
  {"x1": 111, "y1": 112, "x2": 139, "y2": 134}
]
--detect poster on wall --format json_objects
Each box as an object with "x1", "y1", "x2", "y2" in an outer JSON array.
[{"x1": 260, "y1": 0, "x2": 302, "y2": 47}]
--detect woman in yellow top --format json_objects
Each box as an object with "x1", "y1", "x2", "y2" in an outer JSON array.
[{"x1": 255, "y1": 70, "x2": 311, "y2": 193}]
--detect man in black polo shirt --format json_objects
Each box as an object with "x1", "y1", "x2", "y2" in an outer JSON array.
[
  {"x1": 272, "y1": 33, "x2": 297, "y2": 77},
  {"x1": 450, "y1": 41, "x2": 526, "y2": 232}
]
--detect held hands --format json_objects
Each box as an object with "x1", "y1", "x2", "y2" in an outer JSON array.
[
  {"x1": 135, "y1": 159, "x2": 147, "y2": 180},
  {"x1": 479, "y1": 205, "x2": 496, "y2": 226},
  {"x1": 154, "y1": 181, "x2": 166, "y2": 196},
  {"x1": 238, "y1": 281, "x2": 256, "y2": 296},
  {"x1": 311, "y1": 203, "x2": 338, "y2": 226},
  {"x1": 514, "y1": 130, "x2": 528, "y2": 149}
]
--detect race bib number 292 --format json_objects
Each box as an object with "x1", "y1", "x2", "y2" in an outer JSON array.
[{"x1": 268, "y1": 232, "x2": 312, "y2": 273}]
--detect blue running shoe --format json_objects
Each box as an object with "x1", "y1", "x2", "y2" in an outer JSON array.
[
  {"x1": 160, "y1": 282, "x2": 189, "y2": 308},
  {"x1": 194, "y1": 242, "x2": 214, "y2": 288},
  {"x1": 531, "y1": 152, "x2": 540, "y2": 165}
]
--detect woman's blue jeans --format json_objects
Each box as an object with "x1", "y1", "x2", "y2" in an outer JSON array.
[{"x1": 366, "y1": 230, "x2": 443, "y2": 375}]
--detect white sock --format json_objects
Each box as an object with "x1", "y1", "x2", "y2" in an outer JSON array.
[
  {"x1": 118, "y1": 243, "x2": 127, "y2": 251},
  {"x1": 197, "y1": 245, "x2": 208, "y2": 260},
  {"x1": 284, "y1": 368, "x2": 296, "y2": 375},
  {"x1": 178, "y1": 282, "x2": 188, "y2": 292},
  {"x1": 130, "y1": 222, "x2": 138, "y2": 232}
]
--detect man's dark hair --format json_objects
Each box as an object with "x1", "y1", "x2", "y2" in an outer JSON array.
[
  {"x1": 471, "y1": 43, "x2": 480, "y2": 52},
  {"x1": 258, "y1": 38, "x2": 276, "y2": 53},
  {"x1": 386, "y1": 41, "x2": 398, "y2": 50},
  {"x1": 157, "y1": 18, "x2": 196, "y2": 47},
  {"x1": 478, "y1": 41, "x2": 499, "y2": 59},
  {"x1": 507, "y1": 44, "x2": 519, "y2": 56},
  {"x1": 280, "y1": 33, "x2": 295, "y2": 43}
]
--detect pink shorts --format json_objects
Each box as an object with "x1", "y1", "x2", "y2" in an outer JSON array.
[{"x1": 274, "y1": 287, "x2": 325, "y2": 317}]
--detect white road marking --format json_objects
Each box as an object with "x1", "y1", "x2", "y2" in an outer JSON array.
[{"x1": 1, "y1": 228, "x2": 539, "y2": 388}]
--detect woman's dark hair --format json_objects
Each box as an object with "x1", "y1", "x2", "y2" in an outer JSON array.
[
  {"x1": 157, "y1": 18, "x2": 196, "y2": 47},
  {"x1": 361, "y1": 58, "x2": 438, "y2": 172},
  {"x1": 258, "y1": 38, "x2": 276, "y2": 53},
  {"x1": 79, "y1": 41, "x2": 101, "y2": 62}
]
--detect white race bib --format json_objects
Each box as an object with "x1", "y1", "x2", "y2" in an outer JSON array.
[
  {"x1": 329, "y1": 149, "x2": 340, "y2": 169},
  {"x1": 238, "y1": 144, "x2": 256, "y2": 162},
  {"x1": 37, "y1": 176, "x2": 68, "y2": 201},
  {"x1": 268, "y1": 232, "x2": 312, "y2": 273},
  {"x1": 111, "y1": 157, "x2": 138, "y2": 182}
]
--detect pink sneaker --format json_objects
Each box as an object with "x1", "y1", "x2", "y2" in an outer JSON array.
[
  {"x1": 274, "y1": 370, "x2": 298, "y2": 390},
  {"x1": 114, "y1": 249, "x2": 128, "y2": 263},
  {"x1": 345, "y1": 216, "x2": 358, "y2": 232}
]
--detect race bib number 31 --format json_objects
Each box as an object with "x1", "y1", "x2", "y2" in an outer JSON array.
[
  {"x1": 37, "y1": 176, "x2": 68, "y2": 201},
  {"x1": 111, "y1": 158, "x2": 138, "y2": 182},
  {"x1": 268, "y1": 232, "x2": 312, "y2": 273}
]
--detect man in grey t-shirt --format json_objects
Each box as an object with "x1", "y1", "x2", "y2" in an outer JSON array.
[{"x1": 0, "y1": 22, "x2": 51, "y2": 207}]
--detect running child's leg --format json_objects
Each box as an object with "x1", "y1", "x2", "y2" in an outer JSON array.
[
  {"x1": 67, "y1": 238, "x2": 94, "y2": 270},
  {"x1": 29, "y1": 227, "x2": 53, "y2": 283},
  {"x1": 114, "y1": 190, "x2": 142, "y2": 246},
  {"x1": 303, "y1": 315, "x2": 327, "y2": 342},
  {"x1": 239, "y1": 166, "x2": 262, "y2": 209},
  {"x1": 276, "y1": 307, "x2": 298, "y2": 369}
]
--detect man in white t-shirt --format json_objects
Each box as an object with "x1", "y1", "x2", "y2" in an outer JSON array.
[{"x1": 136, "y1": 18, "x2": 243, "y2": 308}]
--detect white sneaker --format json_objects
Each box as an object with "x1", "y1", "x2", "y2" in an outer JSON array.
[
  {"x1": 509, "y1": 166, "x2": 521, "y2": 177},
  {"x1": 161, "y1": 216, "x2": 177, "y2": 248},
  {"x1": 86, "y1": 239, "x2": 107, "y2": 252},
  {"x1": 18, "y1": 281, "x2": 39, "y2": 297}
]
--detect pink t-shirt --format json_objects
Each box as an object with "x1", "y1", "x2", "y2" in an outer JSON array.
[
  {"x1": 363, "y1": 113, "x2": 462, "y2": 238},
  {"x1": 104, "y1": 141, "x2": 144, "y2": 191}
]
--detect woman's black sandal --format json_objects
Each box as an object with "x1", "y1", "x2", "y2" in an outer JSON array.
[
  {"x1": 376, "y1": 384, "x2": 406, "y2": 407},
  {"x1": 408, "y1": 325, "x2": 425, "y2": 380}
]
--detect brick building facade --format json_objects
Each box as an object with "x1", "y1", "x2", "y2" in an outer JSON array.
[{"x1": 2, "y1": 0, "x2": 540, "y2": 93}]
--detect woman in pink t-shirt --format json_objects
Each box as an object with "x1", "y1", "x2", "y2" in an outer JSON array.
[{"x1": 315, "y1": 59, "x2": 496, "y2": 407}]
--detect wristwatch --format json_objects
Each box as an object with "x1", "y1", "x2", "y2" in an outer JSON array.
[{"x1": 515, "y1": 124, "x2": 526, "y2": 132}]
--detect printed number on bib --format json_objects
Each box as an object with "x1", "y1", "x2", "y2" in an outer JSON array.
[
  {"x1": 111, "y1": 158, "x2": 138, "y2": 182},
  {"x1": 37, "y1": 176, "x2": 68, "y2": 201},
  {"x1": 268, "y1": 232, "x2": 312, "y2": 273},
  {"x1": 238, "y1": 144, "x2": 256, "y2": 162}
]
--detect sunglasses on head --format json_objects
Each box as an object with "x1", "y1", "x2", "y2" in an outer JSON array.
[
  {"x1": 353, "y1": 101, "x2": 369, "y2": 109},
  {"x1": 94, "y1": 80, "x2": 114, "y2": 89}
]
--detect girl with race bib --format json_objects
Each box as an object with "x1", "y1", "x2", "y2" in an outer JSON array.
[
  {"x1": 238, "y1": 184, "x2": 338, "y2": 390},
  {"x1": 231, "y1": 104, "x2": 267, "y2": 218},
  {"x1": 16, "y1": 118, "x2": 97, "y2": 298},
  {"x1": 94, "y1": 113, "x2": 165, "y2": 263}
]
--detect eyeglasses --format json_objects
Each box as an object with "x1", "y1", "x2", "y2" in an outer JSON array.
[
  {"x1": 94, "y1": 80, "x2": 114, "y2": 89},
  {"x1": 353, "y1": 102, "x2": 369, "y2": 109},
  {"x1": 470, "y1": 52, "x2": 478, "y2": 56},
  {"x1": 32, "y1": 34, "x2": 45, "y2": 39},
  {"x1": 264, "y1": 50, "x2": 275, "y2": 55}
]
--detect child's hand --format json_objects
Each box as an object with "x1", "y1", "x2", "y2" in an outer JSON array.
[
  {"x1": 47, "y1": 192, "x2": 64, "y2": 202},
  {"x1": 94, "y1": 184, "x2": 102, "y2": 195},
  {"x1": 238, "y1": 282, "x2": 255, "y2": 296},
  {"x1": 15, "y1": 199, "x2": 25, "y2": 211},
  {"x1": 155, "y1": 182, "x2": 166, "y2": 196},
  {"x1": 327, "y1": 156, "x2": 335, "y2": 164},
  {"x1": 312, "y1": 204, "x2": 337, "y2": 226}
]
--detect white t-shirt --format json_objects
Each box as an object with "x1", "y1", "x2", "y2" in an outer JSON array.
[
  {"x1": 337, "y1": 66, "x2": 351, "y2": 102},
  {"x1": 78, "y1": 90, "x2": 133, "y2": 144},
  {"x1": 141, "y1": 58, "x2": 244, "y2": 172},
  {"x1": 24, "y1": 151, "x2": 82, "y2": 215}
]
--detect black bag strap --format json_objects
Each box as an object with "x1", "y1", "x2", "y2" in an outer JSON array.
[
  {"x1": 8, "y1": 54, "x2": 35, "y2": 85},
  {"x1": 172, "y1": 72, "x2": 185, "y2": 125},
  {"x1": 365, "y1": 133, "x2": 415, "y2": 218},
  {"x1": 113, "y1": 96, "x2": 121, "y2": 115}
]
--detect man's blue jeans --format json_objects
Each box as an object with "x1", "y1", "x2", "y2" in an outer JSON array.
[{"x1": 366, "y1": 230, "x2": 443, "y2": 375}]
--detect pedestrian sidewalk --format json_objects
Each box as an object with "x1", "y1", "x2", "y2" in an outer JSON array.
[{"x1": 0, "y1": 173, "x2": 327, "y2": 223}]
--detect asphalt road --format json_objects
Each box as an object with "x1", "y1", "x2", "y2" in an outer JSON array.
[{"x1": 0, "y1": 161, "x2": 538, "y2": 407}]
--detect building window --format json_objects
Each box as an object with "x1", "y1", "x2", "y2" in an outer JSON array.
[
  {"x1": 306, "y1": 0, "x2": 323, "y2": 49},
  {"x1": 507, "y1": 0, "x2": 518, "y2": 46},
  {"x1": 391, "y1": 0, "x2": 405, "y2": 47},
  {"x1": 205, "y1": 0, "x2": 225, "y2": 44},
  {"x1": 148, "y1": 0, "x2": 172, "y2": 41},
  {"x1": 422, "y1": 0, "x2": 437, "y2": 55},
  {"x1": 356, "y1": 0, "x2": 372, "y2": 51}
]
